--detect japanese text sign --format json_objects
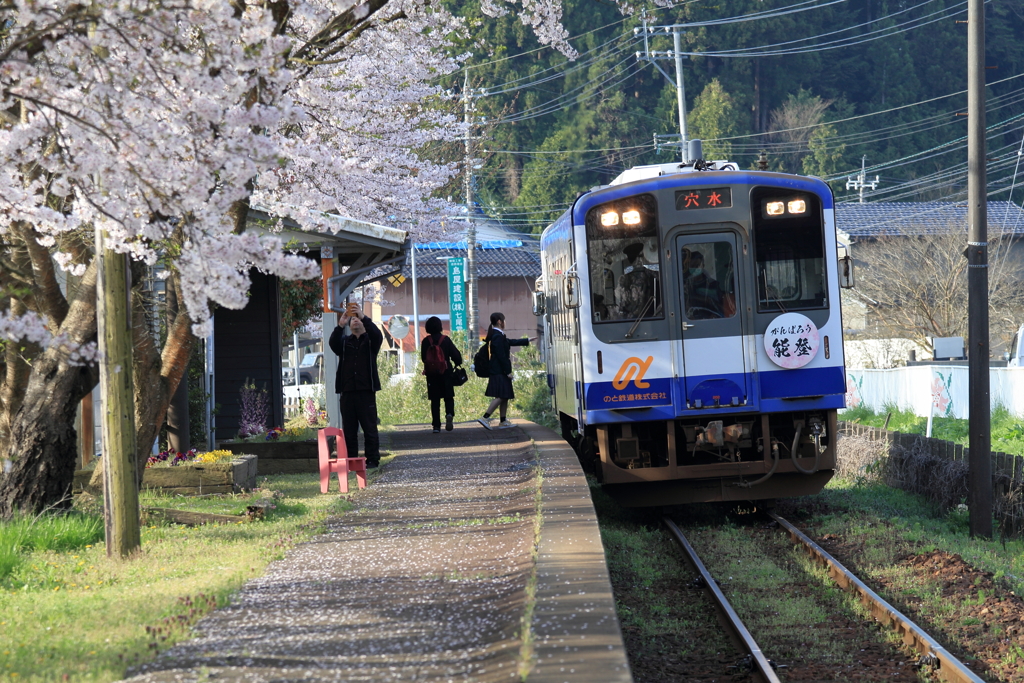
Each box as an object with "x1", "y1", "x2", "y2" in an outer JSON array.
[
  {"x1": 763, "y1": 312, "x2": 819, "y2": 369},
  {"x1": 447, "y1": 257, "x2": 466, "y2": 332}
]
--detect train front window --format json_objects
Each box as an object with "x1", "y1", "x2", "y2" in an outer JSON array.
[
  {"x1": 752, "y1": 188, "x2": 826, "y2": 311},
  {"x1": 585, "y1": 194, "x2": 662, "y2": 323},
  {"x1": 682, "y1": 241, "x2": 736, "y2": 320}
]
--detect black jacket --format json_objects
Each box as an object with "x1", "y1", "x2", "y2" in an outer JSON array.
[
  {"x1": 420, "y1": 333, "x2": 464, "y2": 400},
  {"x1": 486, "y1": 328, "x2": 529, "y2": 376},
  {"x1": 329, "y1": 316, "x2": 383, "y2": 393}
]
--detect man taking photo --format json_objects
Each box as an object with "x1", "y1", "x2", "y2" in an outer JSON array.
[{"x1": 328, "y1": 303, "x2": 383, "y2": 468}]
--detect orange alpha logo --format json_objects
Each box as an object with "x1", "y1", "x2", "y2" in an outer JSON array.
[{"x1": 612, "y1": 356, "x2": 654, "y2": 390}]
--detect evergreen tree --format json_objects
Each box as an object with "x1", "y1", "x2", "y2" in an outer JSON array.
[{"x1": 687, "y1": 79, "x2": 740, "y2": 161}]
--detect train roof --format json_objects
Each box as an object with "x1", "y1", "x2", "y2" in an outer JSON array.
[{"x1": 608, "y1": 161, "x2": 739, "y2": 186}]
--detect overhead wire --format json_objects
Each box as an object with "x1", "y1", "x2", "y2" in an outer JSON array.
[{"x1": 684, "y1": 0, "x2": 963, "y2": 58}]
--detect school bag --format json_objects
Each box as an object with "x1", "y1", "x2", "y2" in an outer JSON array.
[
  {"x1": 472, "y1": 341, "x2": 491, "y2": 378},
  {"x1": 423, "y1": 336, "x2": 448, "y2": 376}
]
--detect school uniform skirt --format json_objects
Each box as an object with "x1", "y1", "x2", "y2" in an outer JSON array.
[{"x1": 485, "y1": 373, "x2": 515, "y2": 400}]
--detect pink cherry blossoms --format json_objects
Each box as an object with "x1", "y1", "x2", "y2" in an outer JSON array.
[{"x1": 0, "y1": 0, "x2": 579, "y2": 345}]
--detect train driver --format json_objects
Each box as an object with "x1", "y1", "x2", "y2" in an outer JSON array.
[
  {"x1": 615, "y1": 241, "x2": 660, "y2": 319},
  {"x1": 683, "y1": 251, "x2": 724, "y2": 319}
]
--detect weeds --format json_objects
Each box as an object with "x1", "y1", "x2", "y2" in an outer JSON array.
[
  {"x1": 376, "y1": 343, "x2": 557, "y2": 430},
  {"x1": 0, "y1": 473, "x2": 350, "y2": 682},
  {"x1": 0, "y1": 512, "x2": 103, "y2": 581}
]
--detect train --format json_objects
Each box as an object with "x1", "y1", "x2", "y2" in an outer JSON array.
[{"x1": 534, "y1": 145, "x2": 853, "y2": 506}]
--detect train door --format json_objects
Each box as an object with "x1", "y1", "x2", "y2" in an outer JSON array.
[{"x1": 674, "y1": 231, "x2": 751, "y2": 408}]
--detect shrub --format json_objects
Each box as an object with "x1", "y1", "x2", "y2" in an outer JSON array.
[{"x1": 238, "y1": 379, "x2": 270, "y2": 438}]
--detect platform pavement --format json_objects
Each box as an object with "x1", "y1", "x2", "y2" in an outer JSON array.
[{"x1": 121, "y1": 419, "x2": 633, "y2": 683}]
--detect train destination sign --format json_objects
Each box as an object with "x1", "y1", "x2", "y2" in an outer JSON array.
[{"x1": 674, "y1": 187, "x2": 732, "y2": 211}]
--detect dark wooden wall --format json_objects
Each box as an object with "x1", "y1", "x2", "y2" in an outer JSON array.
[{"x1": 214, "y1": 269, "x2": 283, "y2": 442}]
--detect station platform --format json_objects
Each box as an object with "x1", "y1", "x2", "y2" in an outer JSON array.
[{"x1": 123, "y1": 420, "x2": 633, "y2": 683}]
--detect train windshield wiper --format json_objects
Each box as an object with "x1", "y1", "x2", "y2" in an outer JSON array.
[{"x1": 624, "y1": 297, "x2": 654, "y2": 339}]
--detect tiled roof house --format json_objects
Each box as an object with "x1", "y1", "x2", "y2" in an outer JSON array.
[{"x1": 837, "y1": 201, "x2": 1024, "y2": 238}]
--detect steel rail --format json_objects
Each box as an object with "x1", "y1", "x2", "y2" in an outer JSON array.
[
  {"x1": 662, "y1": 517, "x2": 782, "y2": 683},
  {"x1": 769, "y1": 512, "x2": 986, "y2": 683}
]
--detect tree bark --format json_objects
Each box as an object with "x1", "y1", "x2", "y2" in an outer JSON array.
[{"x1": 0, "y1": 260, "x2": 99, "y2": 518}]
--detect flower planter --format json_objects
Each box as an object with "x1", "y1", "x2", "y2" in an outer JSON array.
[
  {"x1": 141, "y1": 454, "x2": 258, "y2": 495},
  {"x1": 218, "y1": 440, "x2": 318, "y2": 475}
]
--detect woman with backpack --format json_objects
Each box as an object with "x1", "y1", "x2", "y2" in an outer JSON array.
[
  {"x1": 421, "y1": 316, "x2": 463, "y2": 433},
  {"x1": 476, "y1": 311, "x2": 529, "y2": 430}
]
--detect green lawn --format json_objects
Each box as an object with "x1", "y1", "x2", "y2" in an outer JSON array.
[
  {"x1": 840, "y1": 404, "x2": 1024, "y2": 456},
  {"x1": 0, "y1": 472, "x2": 372, "y2": 682}
]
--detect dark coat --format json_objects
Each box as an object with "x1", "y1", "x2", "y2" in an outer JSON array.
[
  {"x1": 329, "y1": 316, "x2": 383, "y2": 394},
  {"x1": 420, "y1": 333, "x2": 463, "y2": 401},
  {"x1": 485, "y1": 328, "x2": 529, "y2": 377}
]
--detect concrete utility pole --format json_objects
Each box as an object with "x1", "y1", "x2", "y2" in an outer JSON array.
[
  {"x1": 846, "y1": 155, "x2": 880, "y2": 203},
  {"x1": 635, "y1": 11, "x2": 689, "y2": 162},
  {"x1": 96, "y1": 227, "x2": 141, "y2": 558},
  {"x1": 463, "y1": 73, "x2": 479, "y2": 351},
  {"x1": 966, "y1": 0, "x2": 992, "y2": 539}
]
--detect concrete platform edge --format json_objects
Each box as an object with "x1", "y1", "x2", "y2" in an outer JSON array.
[{"x1": 517, "y1": 420, "x2": 634, "y2": 683}]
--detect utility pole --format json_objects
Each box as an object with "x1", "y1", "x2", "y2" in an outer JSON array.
[
  {"x1": 463, "y1": 73, "x2": 479, "y2": 352},
  {"x1": 635, "y1": 11, "x2": 688, "y2": 162},
  {"x1": 846, "y1": 155, "x2": 880, "y2": 203},
  {"x1": 96, "y1": 227, "x2": 141, "y2": 558},
  {"x1": 411, "y1": 242, "x2": 420, "y2": 353},
  {"x1": 966, "y1": 0, "x2": 992, "y2": 539}
]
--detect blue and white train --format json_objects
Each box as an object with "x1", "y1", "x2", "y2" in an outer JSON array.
[{"x1": 536, "y1": 151, "x2": 852, "y2": 506}]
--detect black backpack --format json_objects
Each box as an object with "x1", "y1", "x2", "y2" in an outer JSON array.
[{"x1": 472, "y1": 341, "x2": 491, "y2": 378}]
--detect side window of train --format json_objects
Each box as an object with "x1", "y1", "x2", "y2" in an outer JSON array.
[
  {"x1": 584, "y1": 194, "x2": 662, "y2": 323},
  {"x1": 751, "y1": 188, "x2": 827, "y2": 311}
]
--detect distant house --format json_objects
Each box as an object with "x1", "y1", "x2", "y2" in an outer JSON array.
[
  {"x1": 837, "y1": 200, "x2": 1024, "y2": 238},
  {"x1": 836, "y1": 200, "x2": 1024, "y2": 364},
  {"x1": 385, "y1": 238, "x2": 542, "y2": 358}
]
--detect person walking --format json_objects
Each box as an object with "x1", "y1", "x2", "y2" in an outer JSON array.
[
  {"x1": 420, "y1": 316, "x2": 463, "y2": 433},
  {"x1": 476, "y1": 312, "x2": 529, "y2": 430},
  {"x1": 328, "y1": 304, "x2": 383, "y2": 467}
]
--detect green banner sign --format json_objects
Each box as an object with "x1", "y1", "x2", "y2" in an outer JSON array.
[{"x1": 447, "y1": 257, "x2": 466, "y2": 332}]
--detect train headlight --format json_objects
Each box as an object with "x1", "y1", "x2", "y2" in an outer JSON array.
[
  {"x1": 601, "y1": 211, "x2": 620, "y2": 227},
  {"x1": 788, "y1": 198, "x2": 807, "y2": 214},
  {"x1": 765, "y1": 201, "x2": 785, "y2": 216},
  {"x1": 622, "y1": 210, "x2": 641, "y2": 225}
]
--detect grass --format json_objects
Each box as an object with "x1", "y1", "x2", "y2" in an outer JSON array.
[
  {"x1": 376, "y1": 344, "x2": 557, "y2": 431},
  {"x1": 0, "y1": 472, "x2": 371, "y2": 682},
  {"x1": 840, "y1": 403, "x2": 1024, "y2": 456},
  {"x1": 589, "y1": 487, "x2": 732, "y2": 662},
  {"x1": 0, "y1": 512, "x2": 104, "y2": 582},
  {"x1": 684, "y1": 521, "x2": 860, "y2": 668},
  {"x1": 812, "y1": 476, "x2": 1024, "y2": 598}
]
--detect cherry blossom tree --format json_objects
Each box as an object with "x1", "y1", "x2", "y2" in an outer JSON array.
[{"x1": 0, "y1": 0, "x2": 578, "y2": 517}]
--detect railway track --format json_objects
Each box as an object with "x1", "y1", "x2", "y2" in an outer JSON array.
[{"x1": 663, "y1": 514, "x2": 988, "y2": 683}]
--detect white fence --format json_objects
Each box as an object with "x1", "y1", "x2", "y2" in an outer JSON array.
[
  {"x1": 283, "y1": 384, "x2": 324, "y2": 416},
  {"x1": 845, "y1": 366, "x2": 1024, "y2": 419}
]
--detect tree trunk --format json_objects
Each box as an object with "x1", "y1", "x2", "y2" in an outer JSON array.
[
  {"x1": 0, "y1": 336, "x2": 98, "y2": 515},
  {"x1": 0, "y1": 261, "x2": 99, "y2": 518}
]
